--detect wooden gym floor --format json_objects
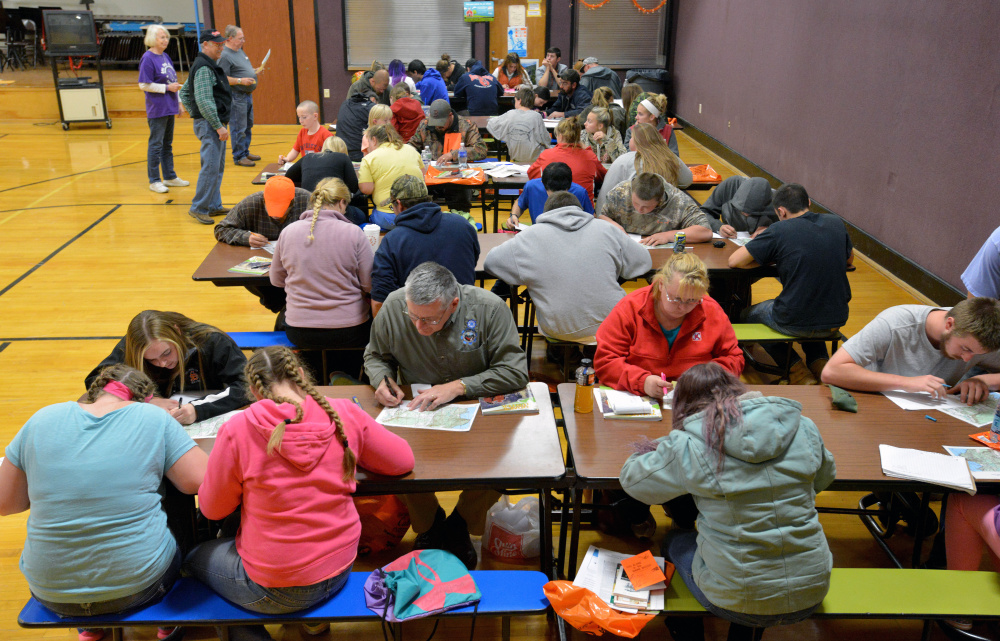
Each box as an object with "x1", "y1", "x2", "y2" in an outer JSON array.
[{"x1": 0, "y1": 116, "x2": 965, "y2": 640}]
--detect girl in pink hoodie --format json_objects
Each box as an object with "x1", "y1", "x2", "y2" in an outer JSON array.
[{"x1": 184, "y1": 346, "x2": 414, "y2": 640}]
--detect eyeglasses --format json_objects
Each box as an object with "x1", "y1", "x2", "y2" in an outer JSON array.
[
  {"x1": 663, "y1": 292, "x2": 702, "y2": 306},
  {"x1": 404, "y1": 307, "x2": 450, "y2": 325}
]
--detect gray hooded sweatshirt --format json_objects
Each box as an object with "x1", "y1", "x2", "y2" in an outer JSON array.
[
  {"x1": 700, "y1": 176, "x2": 777, "y2": 234},
  {"x1": 484, "y1": 204, "x2": 652, "y2": 341}
]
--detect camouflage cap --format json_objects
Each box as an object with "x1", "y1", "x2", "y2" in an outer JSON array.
[{"x1": 379, "y1": 174, "x2": 428, "y2": 207}]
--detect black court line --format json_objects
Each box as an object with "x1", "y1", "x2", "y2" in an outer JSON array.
[
  {"x1": 0, "y1": 341, "x2": 9, "y2": 354},
  {"x1": 0, "y1": 204, "x2": 121, "y2": 298},
  {"x1": 0, "y1": 336, "x2": 121, "y2": 342},
  {"x1": 0, "y1": 141, "x2": 286, "y2": 194},
  {"x1": 1, "y1": 202, "x2": 243, "y2": 214}
]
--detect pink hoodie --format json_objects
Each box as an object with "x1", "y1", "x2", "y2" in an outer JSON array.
[{"x1": 199, "y1": 395, "x2": 414, "y2": 587}]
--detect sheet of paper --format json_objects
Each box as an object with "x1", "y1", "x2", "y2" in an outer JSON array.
[
  {"x1": 527, "y1": 2, "x2": 541, "y2": 17},
  {"x1": 879, "y1": 444, "x2": 976, "y2": 493},
  {"x1": 184, "y1": 409, "x2": 243, "y2": 440},
  {"x1": 882, "y1": 390, "x2": 997, "y2": 426},
  {"x1": 376, "y1": 402, "x2": 479, "y2": 432},
  {"x1": 944, "y1": 446, "x2": 1000, "y2": 480},
  {"x1": 261, "y1": 242, "x2": 275, "y2": 254},
  {"x1": 573, "y1": 545, "x2": 668, "y2": 607},
  {"x1": 605, "y1": 389, "x2": 652, "y2": 415},
  {"x1": 281, "y1": 162, "x2": 293, "y2": 171},
  {"x1": 261, "y1": 49, "x2": 271, "y2": 67},
  {"x1": 620, "y1": 550, "x2": 667, "y2": 591},
  {"x1": 628, "y1": 233, "x2": 674, "y2": 249}
]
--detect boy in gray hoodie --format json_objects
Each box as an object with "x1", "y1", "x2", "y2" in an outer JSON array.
[{"x1": 484, "y1": 191, "x2": 651, "y2": 342}]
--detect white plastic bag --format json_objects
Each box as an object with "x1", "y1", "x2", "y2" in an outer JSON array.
[{"x1": 483, "y1": 495, "x2": 540, "y2": 560}]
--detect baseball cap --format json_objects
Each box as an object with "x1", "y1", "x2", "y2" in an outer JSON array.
[
  {"x1": 199, "y1": 30, "x2": 226, "y2": 43},
  {"x1": 426, "y1": 99, "x2": 452, "y2": 127},
  {"x1": 263, "y1": 176, "x2": 296, "y2": 218},
  {"x1": 379, "y1": 174, "x2": 428, "y2": 208},
  {"x1": 582, "y1": 56, "x2": 599, "y2": 65}
]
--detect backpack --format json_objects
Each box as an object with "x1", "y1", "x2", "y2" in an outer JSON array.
[{"x1": 363, "y1": 549, "x2": 481, "y2": 640}]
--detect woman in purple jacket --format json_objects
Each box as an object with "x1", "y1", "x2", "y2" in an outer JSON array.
[
  {"x1": 270, "y1": 178, "x2": 374, "y2": 378},
  {"x1": 138, "y1": 25, "x2": 189, "y2": 195}
]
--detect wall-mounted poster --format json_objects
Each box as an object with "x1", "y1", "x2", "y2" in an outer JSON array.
[
  {"x1": 464, "y1": 1, "x2": 495, "y2": 21},
  {"x1": 507, "y1": 26, "x2": 527, "y2": 57}
]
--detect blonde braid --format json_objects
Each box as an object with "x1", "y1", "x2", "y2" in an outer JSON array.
[
  {"x1": 244, "y1": 347, "x2": 304, "y2": 456},
  {"x1": 307, "y1": 206, "x2": 320, "y2": 244},
  {"x1": 289, "y1": 365, "x2": 357, "y2": 482}
]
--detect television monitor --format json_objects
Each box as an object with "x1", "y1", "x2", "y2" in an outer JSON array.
[{"x1": 43, "y1": 10, "x2": 100, "y2": 56}]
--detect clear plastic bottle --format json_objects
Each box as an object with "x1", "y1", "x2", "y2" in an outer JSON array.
[
  {"x1": 458, "y1": 142, "x2": 468, "y2": 169},
  {"x1": 421, "y1": 145, "x2": 432, "y2": 171},
  {"x1": 991, "y1": 395, "x2": 1000, "y2": 436},
  {"x1": 574, "y1": 358, "x2": 596, "y2": 413}
]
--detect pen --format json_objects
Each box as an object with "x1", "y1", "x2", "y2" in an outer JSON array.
[
  {"x1": 178, "y1": 399, "x2": 181, "y2": 409},
  {"x1": 352, "y1": 396, "x2": 363, "y2": 410},
  {"x1": 925, "y1": 415, "x2": 937, "y2": 422}
]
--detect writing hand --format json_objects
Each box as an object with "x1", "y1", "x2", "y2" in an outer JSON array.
[
  {"x1": 643, "y1": 375, "x2": 672, "y2": 400},
  {"x1": 248, "y1": 233, "x2": 268, "y2": 248},
  {"x1": 169, "y1": 404, "x2": 196, "y2": 425},
  {"x1": 375, "y1": 377, "x2": 405, "y2": 407},
  {"x1": 719, "y1": 224, "x2": 736, "y2": 238},
  {"x1": 902, "y1": 375, "x2": 949, "y2": 399},
  {"x1": 409, "y1": 381, "x2": 463, "y2": 412},
  {"x1": 278, "y1": 155, "x2": 288, "y2": 164},
  {"x1": 949, "y1": 377, "x2": 990, "y2": 405},
  {"x1": 640, "y1": 231, "x2": 674, "y2": 247},
  {"x1": 166, "y1": 82, "x2": 181, "y2": 92},
  {"x1": 506, "y1": 213, "x2": 520, "y2": 230},
  {"x1": 217, "y1": 127, "x2": 230, "y2": 142},
  {"x1": 549, "y1": 111, "x2": 564, "y2": 119}
]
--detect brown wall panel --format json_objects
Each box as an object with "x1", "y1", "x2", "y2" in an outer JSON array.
[
  {"x1": 292, "y1": 0, "x2": 320, "y2": 117},
  {"x1": 208, "y1": 0, "x2": 234, "y2": 35},
  {"x1": 237, "y1": 1, "x2": 297, "y2": 124},
  {"x1": 672, "y1": 0, "x2": 1000, "y2": 293}
]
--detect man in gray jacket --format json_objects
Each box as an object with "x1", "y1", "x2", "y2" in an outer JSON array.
[
  {"x1": 363, "y1": 262, "x2": 528, "y2": 570},
  {"x1": 485, "y1": 191, "x2": 651, "y2": 343},
  {"x1": 579, "y1": 56, "x2": 623, "y2": 98},
  {"x1": 700, "y1": 176, "x2": 777, "y2": 238}
]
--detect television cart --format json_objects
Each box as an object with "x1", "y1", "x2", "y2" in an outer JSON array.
[{"x1": 47, "y1": 53, "x2": 111, "y2": 130}]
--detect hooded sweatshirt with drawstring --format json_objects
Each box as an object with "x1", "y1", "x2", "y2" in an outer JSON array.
[
  {"x1": 699, "y1": 176, "x2": 777, "y2": 234},
  {"x1": 198, "y1": 395, "x2": 414, "y2": 587}
]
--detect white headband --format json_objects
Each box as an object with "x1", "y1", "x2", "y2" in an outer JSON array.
[{"x1": 640, "y1": 99, "x2": 661, "y2": 118}]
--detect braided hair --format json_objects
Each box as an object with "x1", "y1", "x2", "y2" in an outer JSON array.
[
  {"x1": 244, "y1": 346, "x2": 357, "y2": 481},
  {"x1": 307, "y1": 178, "x2": 351, "y2": 244}
]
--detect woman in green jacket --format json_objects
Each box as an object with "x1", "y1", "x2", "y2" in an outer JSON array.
[{"x1": 620, "y1": 363, "x2": 836, "y2": 640}]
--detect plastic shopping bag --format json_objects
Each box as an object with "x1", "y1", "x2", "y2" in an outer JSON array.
[
  {"x1": 543, "y1": 581, "x2": 654, "y2": 637},
  {"x1": 483, "y1": 496, "x2": 540, "y2": 561},
  {"x1": 354, "y1": 494, "x2": 411, "y2": 556}
]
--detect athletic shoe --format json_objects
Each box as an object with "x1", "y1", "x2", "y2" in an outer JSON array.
[
  {"x1": 149, "y1": 182, "x2": 168, "y2": 193},
  {"x1": 301, "y1": 622, "x2": 330, "y2": 636},
  {"x1": 78, "y1": 629, "x2": 107, "y2": 641},
  {"x1": 163, "y1": 178, "x2": 190, "y2": 187},
  {"x1": 235, "y1": 157, "x2": 256, "y2": 167},
  {"x1": 443, "y1": 511, "x2": 479, "y2": 571},
  {"x1": 188, "y1": 210, "x2": 214, "y2": 224},
  {"x1": 246, "y1": 152, "x2": 262, "y2": 161}
]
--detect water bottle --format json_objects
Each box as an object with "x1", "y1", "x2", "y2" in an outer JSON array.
[
  {"x1": 421, "y1": 145, "x2": 432, "y2": 168},
  {"x1": 991, "y1": 395, "x2": 1000, "y2": 436},
  {"x1": 458, "y1": 142, "x2": 468, "y2": 169},
  {"x1": 574, "y1": 358, "x2": 596, "y2": 413}
]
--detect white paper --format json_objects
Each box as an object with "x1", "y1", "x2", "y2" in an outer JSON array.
[
  {"x1": 484, "y1": 163, "x2": 530, "y2": 178},
  {"x1": 605, "y1": 389, "x2": 652, "y2": 415},
  {"x1": 881, "y1": 390, "x2": 998, "y2": 426},
  {"x1": 376, "y1": 402, "x2": 479, "y2": 432},
  {"x1": 261, "y1": 49, "x2": 271, "y2": 67},
  {"x1": 261, "y1": 242, "x2": 275, "y2": 254},
  {"x1": 508, "y1": 4, "x2": 526, "y2": 25},
  {"x1": 281, "y1": 162, "x2": 293, "y2": 171},
  {"x1": 573, "y1": 546, "x2": 668, "y2": 612},
  {"x1": 628, "y1": 233, "x2": 673, "y2": 249},
  {"x1": 879, "y1": 444, "x2": 976, "y2": 494},
  {"x1": 943, "y1": 446, "x2": 1000, "y2": 480}
]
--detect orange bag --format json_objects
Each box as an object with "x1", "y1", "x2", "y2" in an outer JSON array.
[
  {"x1": 423, "y1": 167, "x2": 486, "y2": 186},
  {"x1": 354, "y1": 495, "x2": 411, "y2": 556},
  {"x1": 689, "y1": 164, "x2": 722, "y2": 183},
  {"x1": 542, "y1": 581, "x2": 655, "y2": 637},
  {"x1": 442, "y1": 132, "x2": 462, "y2": 155}
]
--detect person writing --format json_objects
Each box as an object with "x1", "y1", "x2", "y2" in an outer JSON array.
[
  {"x1": 185, "y1": 346, "x2": 413, "y2": 641},
  {"x1": 364, "y1": 262, "x2": 528, "y2": 569},
  {"x1": 599, "y1": 172, "x2": 712, "y2": 246},
  {"x1": 1, "y1": 364, "x2": 207, "y2": 641},
  {"x1": 359, "y1": 123, "x2": 425, "y2": 230},
  {"x1": 595, "y1": 252, "x2": 743, "y2": 399},
  {"x1": 596, "y1": 122, "x2": 692, "y2": 214},
  {"x1": 620, "y1": 363, "x2": 835, "y2": 641},
  {"x1": 85, "y1": 310, "x2": 248, "y2": 424}
]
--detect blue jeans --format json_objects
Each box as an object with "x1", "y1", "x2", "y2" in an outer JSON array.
[
  {"x1": 146, "y1": 115, "x2": 177, "y2": 184},
  {"x1": 663, "y1": 529, "x2": 819, "y2": 629},
  {"x1": 230, "y1": 92, "x2": 253, "y2": 161},
  {"x1": 369, "y1": 209, "x2": 397, "y2": 231},
  {"x1": 33, "y1": 546, "x2": 182, "y2": 618},
  {"x1": 191, "y1": 118, "x2": 227, "y2": 215},
  {"x1": 741, "y1": 299, "x2": 840, "y2": 367},
  {"x1": 184, "y1": 538, "x2": 352, "y2": 641}
]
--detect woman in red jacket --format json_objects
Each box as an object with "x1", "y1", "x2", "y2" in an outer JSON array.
[
  {"x1": 528, "y1": 117, "x2": 607, "y2": 202},
  {"x1": 595, "y1": 252, "x2": 743, "y2": 399}
]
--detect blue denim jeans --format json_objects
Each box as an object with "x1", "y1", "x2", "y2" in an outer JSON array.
[
  {"x1": 184, "y1": 538, "x2": 352, "y2": 641},
  {"x1": 191, "y1": 118, "x2": 227, "y2": 215},
  {"x1": 741, "y1": 299, "x2": 840, "y2": 368},
  {"x1": 33, "y1": 546, "x2": 182, "y2": 618},
  {"x1": 230, "y1": 92, "x2": 253, "y2": 162},
  {"x1": 147, "y1": 115, "x2": 177, "y2": 184},
  {"x1": 663, "y1": 529, "x2": 819, "y2": 629},
  {"x1": 369, "y1": 209, "x2": 397, "y2": 231}
]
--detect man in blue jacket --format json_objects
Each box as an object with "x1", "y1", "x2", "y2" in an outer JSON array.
[
  {"x1": 408, "y1": 59, "x2": 448, "y2": 105},
  {"x1": 370, "y1": 175, "x2": 480, "y2": 315},
  {"x1": 453, "y1": 59, "x2": 503, "y2": 116}
]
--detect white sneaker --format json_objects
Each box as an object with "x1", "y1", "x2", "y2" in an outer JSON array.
[
  {"x1": 162, "y1": 178, "x2": 190, "y2": 187},
  {"x1": 149, "y1": 182, "x2": 169, "y2": 193}
]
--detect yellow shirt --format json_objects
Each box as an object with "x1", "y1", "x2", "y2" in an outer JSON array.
[{"x1": 358, "y1": 143, "x2": 425, "y2": 210}]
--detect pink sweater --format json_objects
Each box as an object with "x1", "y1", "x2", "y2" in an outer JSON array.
[
  {"x1": 199, "y1": 395, "x2": 415, "y2": 587},
  {"x1": 270, "y1": 209, "x2": 373, "y2": 329}
]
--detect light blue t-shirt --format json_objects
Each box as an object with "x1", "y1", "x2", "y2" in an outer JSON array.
[
  {"x1": 5, "y1": 401, "x2": 196, "y2": 603},
  {"x1": 961, "y1": 226, "x2": 1000, "y2": 298},
  {"x1": 516, "y1": 178, "x2": 595, "y2": 223}
]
